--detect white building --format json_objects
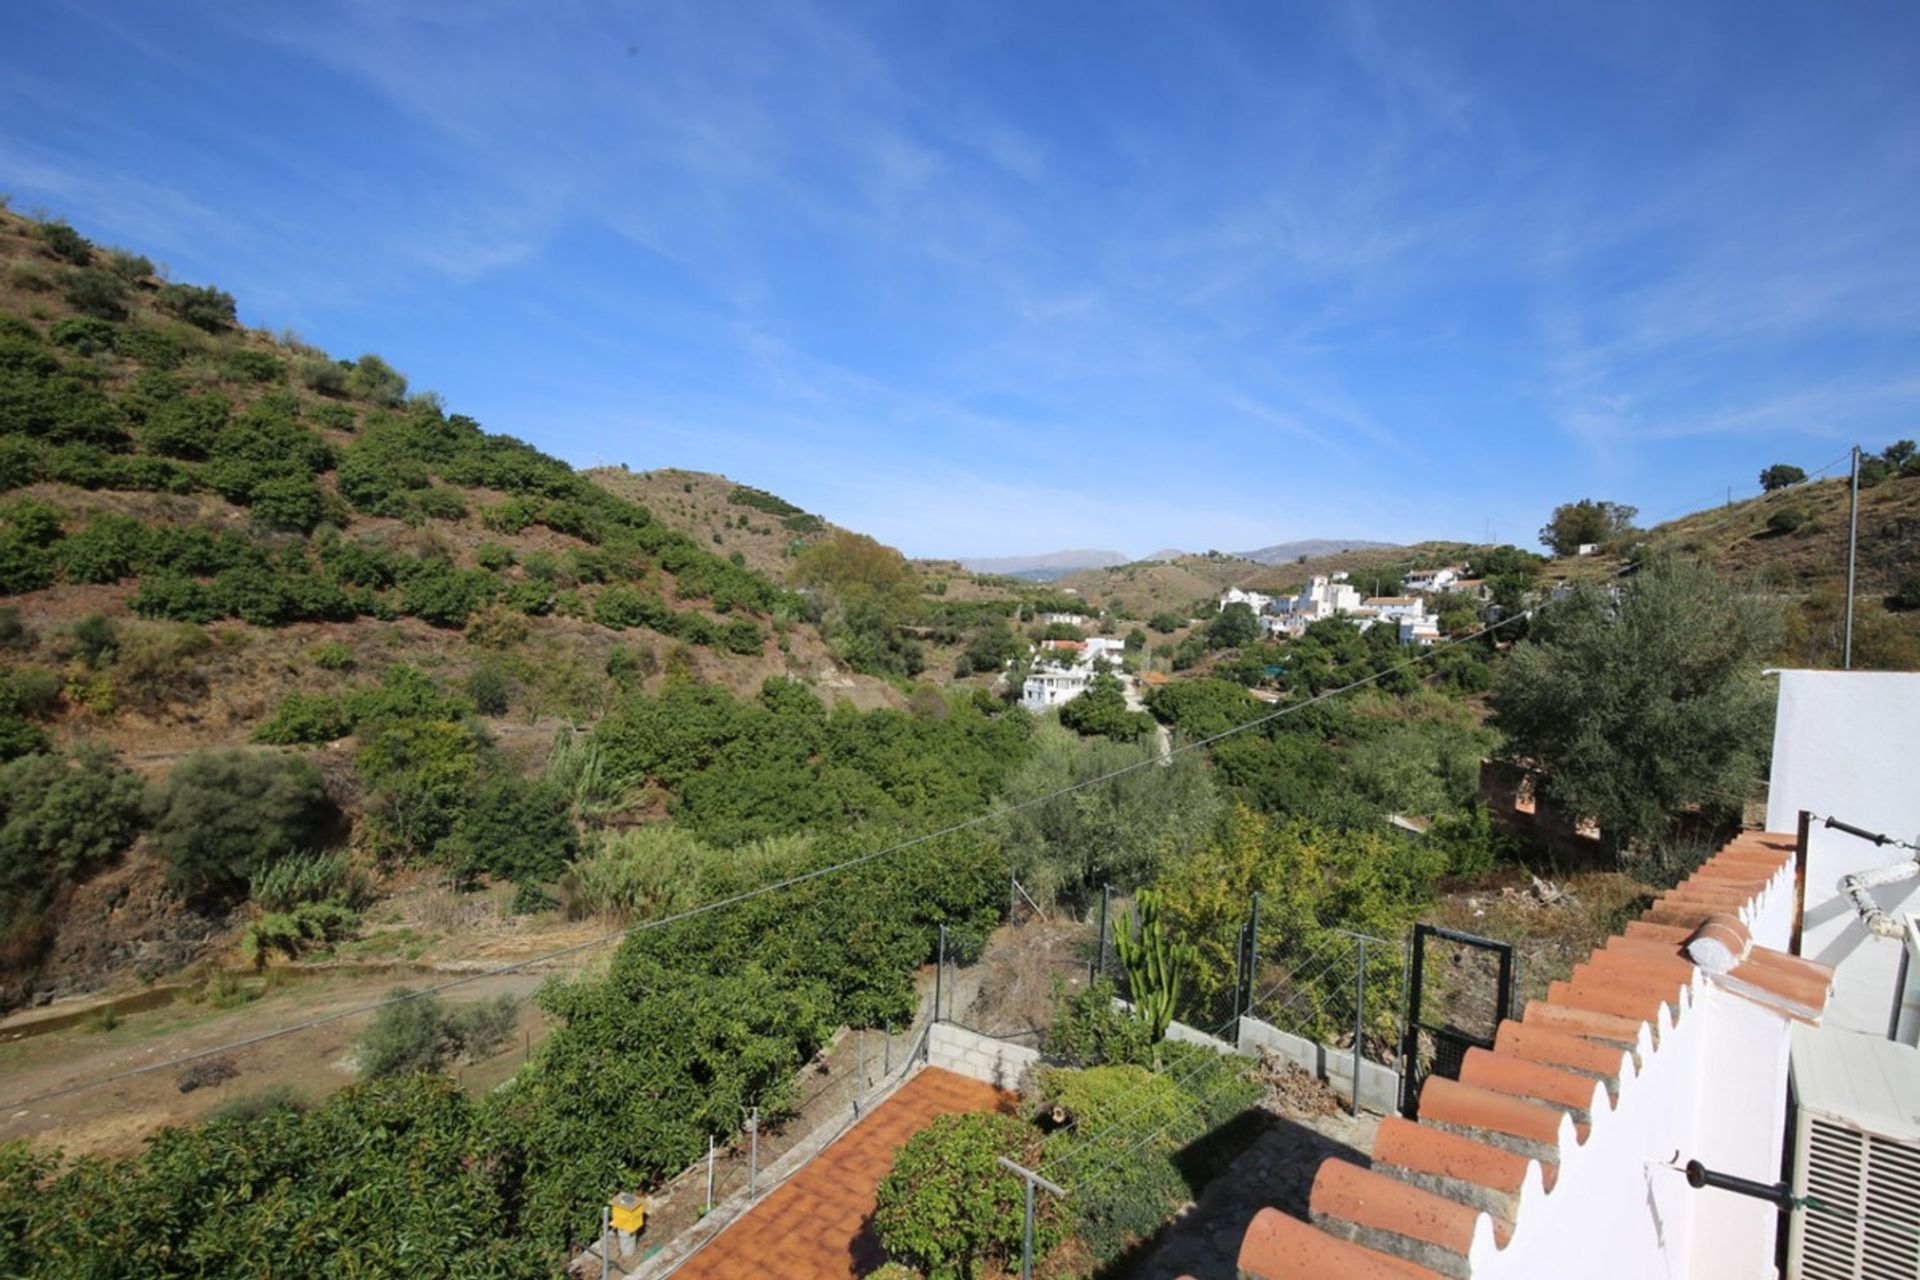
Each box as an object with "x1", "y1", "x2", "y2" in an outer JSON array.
[
  {"x1": 1020, "y1": 668, "x2": 1092, "y2": 710},
  {"x1": 1361, "y1": 595, "x2": 1425, "y2": 620},
  {"x1": 1218, "y1": 587, "x2": 1272, "y2": 614},
  {"x1": 1401, "y1": 565, "x2": 1461, "y2": 593},
  {"x1": 1038, "y1": 612, "x2": 1088, "y2": 627},
  {"x1": 1081, "y1": 636, "x2": 1126, "y2": 667},
  {"x1": 1397, "y1": 614, "x2": 1440, "y2": 646}
]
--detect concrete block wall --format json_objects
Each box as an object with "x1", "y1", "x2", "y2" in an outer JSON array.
[
  {"x1": 1236, "y1": 1014, "x2": 1400, "y2": 1112},
  {"x1": 928, "y1": 1021, "x2": 1039, "y2": 1090}
]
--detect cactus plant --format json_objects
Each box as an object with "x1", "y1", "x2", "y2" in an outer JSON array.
[{"x1": 1113, "y1": 890, "x2": 1194, "y2": 1043}]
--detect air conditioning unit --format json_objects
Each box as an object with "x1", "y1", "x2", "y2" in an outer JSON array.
[{"x1": 1787, "y1": 1022, "x2": 1920, "y2": 1279}]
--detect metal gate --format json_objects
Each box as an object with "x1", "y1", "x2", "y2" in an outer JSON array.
[{"x1": 1398, "y1": 923, "x2": 1515, "y2": 1118}]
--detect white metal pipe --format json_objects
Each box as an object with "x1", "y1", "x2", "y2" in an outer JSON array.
[{"x1": 1838, "y1": 858, "x2": 1920, "y2": 940}]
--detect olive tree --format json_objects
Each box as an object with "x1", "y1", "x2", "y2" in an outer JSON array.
[{"x1": 1491, "y1": 558, "x2": 1781, "y2": 861}]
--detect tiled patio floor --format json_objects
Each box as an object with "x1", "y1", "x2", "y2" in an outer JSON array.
[{"x1": 672, "y1": 1067, "x2": 1017, "y2": 1280}]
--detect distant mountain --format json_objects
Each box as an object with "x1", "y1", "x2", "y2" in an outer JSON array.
[
  {"x1": 1142, "y1": 548, "x2": 1191, "y2": 562},
  {"x1": 959, "y1": 549, "x2": 1130, "y2": 578},
  {"x1": 1234, "y1": 538, "x2": 1398, "y2": 566}
]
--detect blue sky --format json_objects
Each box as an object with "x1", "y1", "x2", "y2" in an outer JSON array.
[{"x1": 5, "y1": 2, "x2": 1917, "y2": 558}]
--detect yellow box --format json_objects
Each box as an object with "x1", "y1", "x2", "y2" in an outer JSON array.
[{"x1": 610, "y1": 1193, "x2": 646, "y2": 1235}]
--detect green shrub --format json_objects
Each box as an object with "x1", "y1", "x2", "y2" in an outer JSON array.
[
  {"x1": 297, "y1": 355, "x2": 350, "y2": 396},
  {"x1": 1765, "y1": 509, "x2": 1807, "y2": 535},
  {"x1": 223, "y1": 349, "x2": 284, "y2": 383},
  {"x1": 309, "y1": 640, "x2": 355, "y2": 670},
  {"x1": 155, "y1": 282, "x2": 236, "y2": 332},
  {"x1": 474, "y1": 541, "x2": 514, "y2": 571},
  {"x1": 1891, "y1": 577, "x2": 1920, "y2": 613},
  {"x1": 873, "y1": 1112, "x2": 1056, "y2": 1280},
  {"x1": 0, "y1": 747, "x2": 144, "y2": 932},
  {"x1": 247, "y1": 474, "x2": 325, "y2": 532},
  {"x1": 0, "y1": 667, "x2": 59, "y2": 718},
  {"x1": 347, "y1": 354, "x2": 408, "y2": 406},
  {"x1": 37, "y1": 221, "x2": 92, "y2": 265},
  {"x1": 112, "y1": 324, "x2": 186, "y2": 368},
  {"x1": 61, "y1": 267, "x2": 129, "y2": 320},
  {"x1": 48, "y1": 316, "x2": 116, "y2": 356},
  {"x1": 55, "y1": 514, "x2": 149, "y2": 583},
  {"x1": 564, "y1": 826, "x2": 707, "y2": 920},
  {"x1": 253, "y1": 692, "x2": 354, "y2": 745},
  {"x1": 72, "y1": 614, "x2": 119, "y2": 668},
  {"x1": 0, "y1": 532, "x2": 54, "y2": 596},
  {"x1": 238, "y1": 900, "x2": 359, "y2": 968},
  {"x1": 465, "y1": 667, "x2": 509, "y2": 716},
  {"x1": 451, "y1": 774, "x2": 579, "y2": 891},
  {"x1": 249, "y1": 850, "x2": 368, "y2": 912},
  {"x1": 145, "y1": 749, "x2": 337, "y2": 895},
  {"x1": 357, "y1": 987, "x2": 517, "y2": 1078},
  {"x1": 104, "y1": 249, "x2": 153, "y2": 281}
]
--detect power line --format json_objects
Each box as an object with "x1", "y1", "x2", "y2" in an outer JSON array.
[{"x1": 5, "y1": 448, "x2": 1844, "y2": 1112}]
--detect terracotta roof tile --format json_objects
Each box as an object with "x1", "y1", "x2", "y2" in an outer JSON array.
[
  {"x1": 1311, "y1": 1157, "x2": 1502, "y2": 1259},
  {"x1": 1519, "y1": 999, "x2": 1644, "y2": 1050},
  {"x1": 1213, "y1": 831, "x2": 1815, "y2": 1278},
  {"x1": 1236, "y1": 1206, "x2": 1441, "y2": 1279},
  {"x1": 1459, "y1": 1045, "x2": 1607, "y2": 1126}
]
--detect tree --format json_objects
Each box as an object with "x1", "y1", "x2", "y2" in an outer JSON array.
[
  {"x1": 873, "y1": 1112, "x2": 1055, "y2": 1280},
  {"x1": 1490, "y1": 558, "x2": 1781, "y2": 861},
  {"x1": 1204, "y1": 601, "x2": 1260, "y2": 649},
  {"x1": 1057, "y1": 673, "x2": 1153, "y2": 741},
  {"x1": 145, "y1": 750, "x2": 337, "y2": 894},
  {"x1": 1884, "y1": 440, "x2": 1916, "y2": 467},
  {"x1": 994, "y1": 726, "x2": 1218, "y2": 907},
  {"x1": 1759, "y1": 463, "x2": 1806, "y2": 492},
  {"x1": 1539, "y1": 499, "x2": 1638, "y2": 555}
]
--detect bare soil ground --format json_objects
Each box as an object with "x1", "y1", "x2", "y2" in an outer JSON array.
[{"x1": 0, "y1": 876, "x2": 623, "y2": 1158}]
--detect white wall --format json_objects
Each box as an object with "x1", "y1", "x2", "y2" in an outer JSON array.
[
  {"x1": 1470, "y1": 862, "x2": 1801, "y2": 1280},
  {"x1": 1765, "y1": 670, "x2": 1920, "y2": 1042},
  {"x1": 927, "y1": 1022, "x2": 1038, "y2": 1089}
]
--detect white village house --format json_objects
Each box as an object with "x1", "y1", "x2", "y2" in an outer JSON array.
[{"x1": 1018, "y1": 635, "x2": 1128, "y2": 710}]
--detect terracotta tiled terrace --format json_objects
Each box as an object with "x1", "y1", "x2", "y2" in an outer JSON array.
[{"x1": 673, "y1": 1067, "x2": 1017, "y2": 1280}]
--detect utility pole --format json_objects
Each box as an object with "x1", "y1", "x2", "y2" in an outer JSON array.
[{"x1": 1845, "y1": 445, "x2": 1861, "y2": 671}]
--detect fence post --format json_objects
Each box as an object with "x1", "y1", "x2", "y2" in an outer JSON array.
[
  {"x1": 855, "y1": 1032, "x2": 865, "y2": 1117},
  {"x1": 1093, "y1": 884, "x2": 1110, "y2": 981},
  {"x1": 1399, "y1": 925, "x2": 1427, "y2": 1118},
  {"x1": 1352, "y1": 936, "x2": 1368, "y2": 1118},
  {"x1": 706, "y1": 1135, "x2": 715, "y2": 1215},
  {"x1": 935, "y1": 925, "x2": 946, "y2": 1024},
  {"x1": 747, "y1": 1107, "x2": 759, "y2": 1199},
  {"x1": 998, "y1": 1157, "x2": 1067, "y2": 1280},
  {"x1": 600, "y1": 1203, "x2": 612, "y2": 1279},
  {"x1": 1242, "y1": 891, "x2": 1261, "y2": 1022},
  {"x1": 884, "y1": 1020, "x2": 892, "y2": 1075}
]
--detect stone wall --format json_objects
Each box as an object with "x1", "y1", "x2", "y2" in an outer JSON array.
[{"x1": 927, "y1": 1021, "x2": 1039, "y2": 1089}]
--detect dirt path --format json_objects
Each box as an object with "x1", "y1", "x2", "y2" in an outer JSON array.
[{"x1": 0, "y1": 966, "x2": 555, "y2": 1158}]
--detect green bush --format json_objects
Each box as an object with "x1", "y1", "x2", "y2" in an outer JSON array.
[
  {"x1": 248, "y1": 849, "x2": 367, "y2": 912},
  {"x1": 48, "y1": 316, "x2": 115, "y2": 356},
  {"x1": 145, "y1": 749, "x2": 337, "y2": 895},
  {"x1": 474, "y1": 541, "x2": 514, "y2": 570},
  {"x1": 72, "y1": 614, "x2": 118, "y2": 668},
  {"x1": 347, "y1": 354, "x2": 408, "y2": 406},
  {"x1": 297, "y1": 355, "x2": 349, "y2": 396},
  {"x1": 112, "y1": 324, "x2": 186, "y2": 368},
  {"x1": 451, "y1": 774, "x2": 579, "y2": 891},
  {"x1": 112, "y1": 623, "x2": 211, "y2": 712},
  {"x1": 0, "y1": 747, "x2": 144, "y2": 934},
  {"x1": 309, "y1": 640, "x2": 355, "y2": 670},
  {"x1": 253, "y1": 692, "x2": 354, "y2": 745},
  {"x1": 357, "y1": 988, "x2": 517, "y2": 1078},
  {"x1": 223, "y1": 349, "x2": 284, "y2": 383},
  {"x1": 155, "y1": 282, "x2": 236, "y2": 332},
  {"x1": 36, "y1": 221, "x2": 92, "y2": 265},
  {"x1": 238, "y1": 900, "x2": 359, "y2": 968},
  {"x1": 61, "y1": 267, "x2": 129, "y2": 320},
  {"x1": 1766, "y1": 509, "x2": 1807, "y2": 535},
  {"x1": 55, "y1": 514, "x2": 149, "y2": 583},
  {"x1": 873, "y1": 1112, "x2": 1056, "y2": 1280},
  {"x1": 465, "y1": 667, "x2": 509, "y2": 716}
]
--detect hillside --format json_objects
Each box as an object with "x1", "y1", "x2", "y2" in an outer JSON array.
[
  {"x1": 586, "y1": 465, "x2": 847, "y2": 579},
  {"x1": 1235, "y1": 537, "x2": 1400, "y2": 566},
  {"x1": 1057, "y1": 543, "x2": 1473, "y2": 617},
  {"x1": 0, "y1": 205, "x2": 913, "y2": 1003}
]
